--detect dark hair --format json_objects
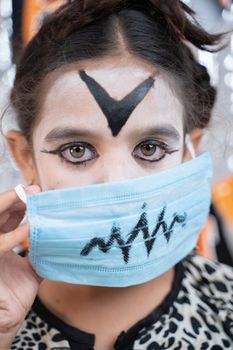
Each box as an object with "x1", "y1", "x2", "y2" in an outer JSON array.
[{"x1": 10, "y1": 0, "x2": 224, "y2": 140}]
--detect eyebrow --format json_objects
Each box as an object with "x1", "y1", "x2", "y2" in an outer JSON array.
[
  {"x1": 44, "y1": 124, "x2": 181, "y2": 142},
  {"x1": 44, "y1": 127, "x2": 102, "y2": 142},
  {"x1": 129, "y1": 125, "x2": 181, "y2": 142}
]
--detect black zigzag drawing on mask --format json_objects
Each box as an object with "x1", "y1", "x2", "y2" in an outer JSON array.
[
  {"x1": 80, "y1": 204, "x2": 187, "y2": 264},
  {"x1": 79, "y1": 70, "x2": 154, "y2": 136}
]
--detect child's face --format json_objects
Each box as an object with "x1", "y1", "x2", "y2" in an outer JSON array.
[{"x1": 13, "y1": 56, "x2": 186, "y2": 190}]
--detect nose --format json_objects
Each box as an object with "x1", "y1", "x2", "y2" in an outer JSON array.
[{"x1": 95, "y1": 157, "x2": 137, "y2": 184}]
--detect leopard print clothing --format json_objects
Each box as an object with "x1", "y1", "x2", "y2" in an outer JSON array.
[{"x1": 11, "y1": 253, "x2": 233, "y2": 350}]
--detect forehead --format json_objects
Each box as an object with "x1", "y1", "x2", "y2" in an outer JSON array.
[{"x1": 35, "y1": 56, "x2": 184, "y2": 136}]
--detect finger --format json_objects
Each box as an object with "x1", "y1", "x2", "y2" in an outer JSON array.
[
  {"x1": 0, "y1": 224, "x2": 29, "y2": 256},
  {"x1": 0, "y1": 189, "x2": 22, "y2": 213},
  {"x1": 0, "y1": 185, "x2": 40, "y2": 213},
  {"x1": 9, "y1": 202, "x2": 26, "y2": 212},
  {"x1": 0, "y1": 202, "x2": 26, "y2": 225},
  {"x1": 0, "y1": 204, "x2": 26, "y2": 233},
  {"x1": 24, "y1": 185, "x2": 41, "y2": 196},
  {"x1": 1, "y1": 211, "x2": 26, "y2": 233},
  {"x1": 0, "y1": 212, "x2": 10, "y2": 227}
]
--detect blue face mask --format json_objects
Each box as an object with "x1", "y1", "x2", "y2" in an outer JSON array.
[{"x1": 16, "y1": 153, "x2": 212, "y2": 287}]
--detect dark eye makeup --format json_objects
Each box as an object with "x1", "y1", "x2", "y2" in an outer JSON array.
[
  {"x1": 132, "y1": 140, "x2": 178, "y2": 163},
  {"x1": 41, "y1": 139, "x2": 178, "y2": 167},
  {"x1": 41, "y1": 141, "x2": 99, "y2": 166}
]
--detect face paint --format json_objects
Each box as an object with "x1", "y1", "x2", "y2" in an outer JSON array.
[{"x1": 79, "y1": 70, "x2": 154, "y2": 136}]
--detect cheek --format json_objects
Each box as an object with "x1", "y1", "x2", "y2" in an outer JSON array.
[
  {"x1": 33, "y1": 152, "x2": 97, "y2": 191},
  {"x1": 152, "y1": 148, "x2": 184, "y2": 173},
  {"x1": 32, "y1": 131, "x2": 98, "y2": 190}
]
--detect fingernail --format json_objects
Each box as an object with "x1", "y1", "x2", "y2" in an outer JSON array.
[{"x1": 25, "y1": 185, "x2": 41, "y2": 195}]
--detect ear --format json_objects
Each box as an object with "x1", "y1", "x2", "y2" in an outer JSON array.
[
  {"x1": 6, "y1": 130, "x2": 38, "y2": 185},
  {"x1": 183, "y1": 128, "x2": 202, "y2": 162}
]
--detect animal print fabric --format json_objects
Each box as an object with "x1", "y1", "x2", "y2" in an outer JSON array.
[{"x1": 11, "y1": 253, "x2": 233, "y2": 350}]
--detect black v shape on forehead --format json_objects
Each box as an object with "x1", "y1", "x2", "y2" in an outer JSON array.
[{"x1": 79, "y1": 70, "x2": 154, "y2": 136}]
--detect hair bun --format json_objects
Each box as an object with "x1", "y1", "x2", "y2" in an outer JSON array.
[
  {"x1": 149, "y1": 0, "x2": 224, "y2": 51},
  {"x1": 74, "y1": 0, "x2": 223, "y2": 51}
]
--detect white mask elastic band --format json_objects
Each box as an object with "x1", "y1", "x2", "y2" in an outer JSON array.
[
  {"x1": 14, "y1": 184, "x2": 27, "y2": 204},
  {"x1": 185, "y1": 134, "x2": 196, "y2": 159}
]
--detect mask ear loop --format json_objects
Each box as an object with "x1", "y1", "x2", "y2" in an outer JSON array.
[
  {"x1": 185, "y1": 134, "x2": 196, "y2": 159},
  {"x1": 14, "y1": 184, "x2": 27, "y2": 204}
]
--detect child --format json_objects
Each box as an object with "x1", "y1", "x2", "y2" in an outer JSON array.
[{"x1": 0, "y1": 1, "x2": 232, "y2": 349}]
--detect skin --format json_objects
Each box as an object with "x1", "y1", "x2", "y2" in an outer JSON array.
[{"x1": 4, "y1": 55, "x2": 201, "y2": 350}]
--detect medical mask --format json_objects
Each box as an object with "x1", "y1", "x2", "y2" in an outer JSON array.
[{"x1": 15, "y1": 152, "x2": 212, "y2": 287}]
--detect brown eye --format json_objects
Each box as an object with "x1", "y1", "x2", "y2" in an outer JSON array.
[
  {"x1": 41, "y1": 141, "x2": 99, "y2": 166},
  {"x1": 140, "y1": 144, "x2": 157, "y2": 156},
  {"x1": 69, "y1": 145, "x2": 85, "y2": 158},
  {"x1": 133, "y1": 140, "x2": 168, "y2": 163},
  {"x1": 59, "y1": 142, "x2": 98, "y2": 164}
]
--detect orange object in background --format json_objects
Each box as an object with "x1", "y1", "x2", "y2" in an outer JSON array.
[
  {"x1": 197, "y1": 176, "x2": 233, "y2": 264},
  {"x1": 22, "y1": 238, "x2": 29, "y2": 251},
  {"x1": 212, "y1": 176, "x2": 233, "y2": 226},
  {"x1": 22, "y1": 0, "x2": 66, "y2": 44},
  {"x1": 197, "y1": 216, "x2": 219, "y2": 260}
]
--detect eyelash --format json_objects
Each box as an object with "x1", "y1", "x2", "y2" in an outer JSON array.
[
  {"x1": 41, "y1": 142, "x2": 98, "y2": 166},
  {"x1": 133, "y1": 140, "x2": 178, "y2": 163},
  {"x1": 41, "y1": 140, "x2": 178, "y2": 167}
]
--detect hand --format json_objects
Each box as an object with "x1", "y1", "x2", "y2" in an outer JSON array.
[{"x1": 0, "y1": 186, "x2": 42, "y2": 348}]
